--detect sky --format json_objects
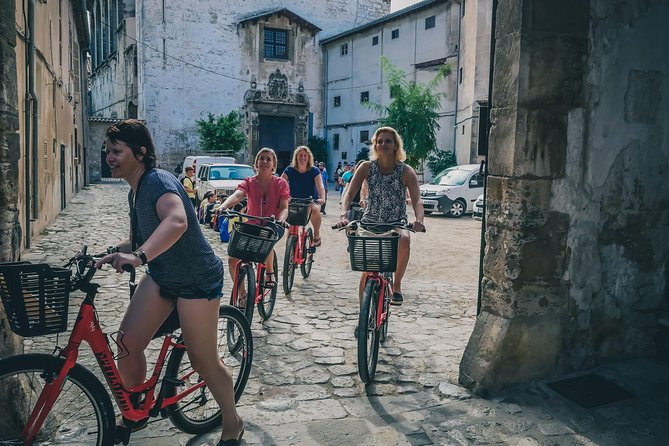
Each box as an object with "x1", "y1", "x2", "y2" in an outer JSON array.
[{"x1": 391, "y1": 0, "x2": 422, "y2": 12}]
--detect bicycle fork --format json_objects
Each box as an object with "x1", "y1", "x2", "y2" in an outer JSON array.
[{"x1": 376, "y1": 280, "x2": 391, "y2": 329}]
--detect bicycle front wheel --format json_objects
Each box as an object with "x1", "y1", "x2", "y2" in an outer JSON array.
[
  {"x1": 165, "y1": 305, "x2": 253, "y2": 434},
  {"x1": 358, "y1": 280, "x2": 381, "y2": 383},
  {"x1": 0, "y1": 353, "x2": 115, "y2": 445},
  {"x1": 282, "y1": 235, "x2": 297, "y2": 294},
  {"x1": 259, "y1": 254, "x2": 278, "y2": 320},
  {"x1": 300, "y1": 227, "x2": 314, "y2": 278}
]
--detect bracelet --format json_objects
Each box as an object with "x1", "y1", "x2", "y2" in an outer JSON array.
[{"x1": 132, "y1": 249, "x2": 148, "y2": 265}]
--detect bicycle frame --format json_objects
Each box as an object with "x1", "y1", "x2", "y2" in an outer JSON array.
[
  {"x1": 288, "y1": 224, "x2": 308, "y2": 266},
  {"x1": 231, "y1": 258, "x2": 269, "y2": 306},
  {"x1": 21, "y1": 289, "x2": 203, "y2": 443},
  {"x1": 365, "y1": 272, "x2": 391, "y2": 329}
]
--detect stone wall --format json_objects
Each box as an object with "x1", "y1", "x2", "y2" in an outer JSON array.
[
  {"x1": 460, "y1": 0, "x2": 669, "y2": 392},
  {"x1": 0, "y1": 0, "x2": 22, "y2": 358}
]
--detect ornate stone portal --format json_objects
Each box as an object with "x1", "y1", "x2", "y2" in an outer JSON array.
[{"x1": 242, "y1": 69, "x2": 309, "y2": 164}]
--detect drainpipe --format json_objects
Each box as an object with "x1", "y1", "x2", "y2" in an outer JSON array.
[
  {"x1": 322, "y1": 44, "x2": 329, "y2": 158},
  {"x1": 29, "y1": 0, "x2": 39, "y2": 221},
  {"x1": 23, "y1": 0, "x2": 37, "y2": 248},
  {"x1": 477, "y1": 0, "x2": 498, "y2": 316},
  {"x1": 452, "y1": 0, "x2": 462, "y2": 156}
]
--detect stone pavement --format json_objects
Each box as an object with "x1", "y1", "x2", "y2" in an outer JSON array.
[{"x1": 17, "y1": 182, "x2": 669, "y2": 445}]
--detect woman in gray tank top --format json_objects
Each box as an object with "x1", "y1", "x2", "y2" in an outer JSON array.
[
  {"x1": 339, "y1": 126, "x2": 426, "y2": 311},
  {"x1": 95, "y1": 120, "x2": 244, "y2": 444}
]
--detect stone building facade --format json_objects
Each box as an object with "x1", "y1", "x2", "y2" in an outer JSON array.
[
  {"x1": 460, "y1": 0, "x2": 669, "y2": 392},
  {"x1": 0, "y1": 0, "x2": 90, "y2": 352},
  {"x1": 117, "y1": 0, "x2": 390, "y2": 172}
]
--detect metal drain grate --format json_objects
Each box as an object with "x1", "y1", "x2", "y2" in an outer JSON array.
[{"x1": 547, "y1": 373, "x2": 636, "y2": 408}]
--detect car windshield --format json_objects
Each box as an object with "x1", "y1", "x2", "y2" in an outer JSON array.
[
  {"x1": 209, "y1": 166, "x2": 254, "y2": 181},
  {"x1": 437, "y1": 170, "x2": 471, "y2": 186}
]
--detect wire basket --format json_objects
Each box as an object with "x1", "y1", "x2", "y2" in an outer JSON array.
[
  {"x1": 0, "y1": 262, "x2": 72, "y2": 337},
  {"x1": 347, "y1": 231, "x2": 400, "y2": 272},
  {"x1": 287, "y1": 202, "x2": 312, "y2": 226},
  {"x1": 227, "y1": 221, "x2": 279, "y2": 263}
]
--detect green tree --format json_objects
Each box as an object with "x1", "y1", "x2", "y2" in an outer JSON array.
[
  {"x1": 367, "y1": 56, "x2": 451, "y2": 169},
  {"x1": 308, "y1": 136, "x2": 328, "y2": 165},
  {"x1": 427, "y1": 149, "x2": 457, "y2": 176},
  {"x1": 355, "y1": 146, "x2": 370, "y2": 164},
  {"x1": 195, "y1": 111, "x2": 247, "y2": 155}
]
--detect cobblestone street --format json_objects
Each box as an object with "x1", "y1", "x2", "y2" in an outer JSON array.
[{"x1": 17, "y1": 182, "x2": 669, "y2": 445}]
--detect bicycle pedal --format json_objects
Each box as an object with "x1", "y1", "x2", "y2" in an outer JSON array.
[
  {"x1": 307, "y1": 247, "x2": 317, "y2": 254},
  {"x1": 163, "y1": 376, "x2": 185, "y2": 386}
]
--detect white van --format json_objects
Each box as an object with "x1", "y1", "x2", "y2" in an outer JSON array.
[
  {"x1": 177, "y1": 155, "x2": 236, "y2": 179},
  {"x1": 195, "y1": 163, "x2": 255, "y2": 199},
  {"x1": 419, "y1": 164, "x2": 485, "y2": 217}
]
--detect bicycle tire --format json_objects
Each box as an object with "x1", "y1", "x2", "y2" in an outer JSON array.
[
  {"x1": 282, "y1": 235, "x2": 297, "y2": 294},
  {"x1": 300, "y1": 227, "x2": 314, "y2": 278},
  {"x1": 358, "y1": 280, "x2": 381, "y2": 383},
  {"x1": 164, "y1": 305, "x2": 253, "y2": 434},
  {"x1": 259, "y1": 254, "x2": 278, "y2": 320},
  {"x1": 0, "y1": 353, "x2": 116, "y2": 445},
  {"x1": 229, "y1": 263, "x2": 255, "y2": 326}
]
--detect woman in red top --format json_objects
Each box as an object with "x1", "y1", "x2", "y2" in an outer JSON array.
[{"x1": 220, "y1": 148, "x2": 289, "y2": 286}]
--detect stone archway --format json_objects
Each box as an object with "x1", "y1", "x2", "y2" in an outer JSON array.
[
  {"x1": 459, "y1": 0, "x2": 669, "y2": 393},
  {"x1": 243, "y1": 69, "x2": 309, "y2": 171}
]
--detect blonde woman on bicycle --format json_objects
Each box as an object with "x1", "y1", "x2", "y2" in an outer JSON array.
[{"x1": 339, "y1": 126, "x2": 425, "y2": 307}]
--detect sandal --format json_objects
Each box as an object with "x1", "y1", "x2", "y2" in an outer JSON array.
[
  {"x1": 218, "y1": 424, "x2": 245, "y2": 446},
  {"x1": 312, "y1": 236, "x2": 322, "y2": 247},
  {"x1": 264, "y1": 272, "x2": 277, "y2": 288}
]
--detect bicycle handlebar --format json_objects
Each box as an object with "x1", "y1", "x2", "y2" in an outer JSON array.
[
  {"x1": 65, "y1": 246, "x2": 136, "y2": 291},
  {"x1": 331, "y1": 220, "x2": 424, "y2": 233},
  {"x1": 289, "y1": 197, "x2": 318, "y2": 204},
  {"x1": 220, "y1": 210, "x2": 289, "y2": 228}
]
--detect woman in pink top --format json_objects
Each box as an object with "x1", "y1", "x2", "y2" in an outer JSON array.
[{"x1": 220, "y1": 148, "x2": 289, "y2": 287}]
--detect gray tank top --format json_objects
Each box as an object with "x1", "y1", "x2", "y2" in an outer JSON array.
[
  {"x1": 363, "y1": 160, "x2": 407, "y2": 223},
  {"x1": 130, "y1": 169, "x2": 224, "y2": 298}
]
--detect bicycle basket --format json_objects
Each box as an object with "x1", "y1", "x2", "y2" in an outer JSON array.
[
  {"x1": 347, "y1": 231, "x2": 400, "y2": 272},
  {"x1": 0, "y1": 262, "x2": 72, "y2": 337},
  {"x1": 227, "y1": 221, "x2": 279, "y2": 263},
  {"x1": 287, "y1": 202, "x2": 312, "y2": 226}
]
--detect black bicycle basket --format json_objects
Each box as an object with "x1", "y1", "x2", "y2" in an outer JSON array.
[
  {"x1": 287, "y1": 202, "x2": 312, "y2": 226},
  {"x1": 0, "y1": 262, "x2": 72, "y2": 337},
  {"x1": 347, "y1": 230, "x2": 400, "y2": 272},
  {"x1": 227, "y1": 221, "x2": 279, "y2": 263}
]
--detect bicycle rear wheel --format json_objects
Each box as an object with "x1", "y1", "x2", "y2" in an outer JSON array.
[
  {"x1": 259, "y1": 254, "x2": 278, "y2": 320},
  {"x1": 282, "y1": 235, "x2": 297, "y2": 294},
  {"x1": 358, "y1": 279, "x2": 381, "y2": 383},
  {"x1": 229, "y1": 263, "x2": 255, "y2": 326},
  {"x1": 300, "y1": 227, "x2": 314, "y2": 278},
  {"x1": 0, "y1": 353, "x2": 115, "y2": 445},
  {"x1": 165, "y1": 305, "x2": 253, "y2": 434}
]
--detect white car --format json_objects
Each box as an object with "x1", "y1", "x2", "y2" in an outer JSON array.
[
  {"x1": 176, "y1": 155, "x2": 237, "y2": 180},
  {"x1": 195, "y1": 163, "x2": 255, "y2": 200},
  {"x1": 419, "y1": 164, "x2": 485, "y2": 217},
  {"x1": 472, "y1": 194, "x2": 484, "y2": 220}
]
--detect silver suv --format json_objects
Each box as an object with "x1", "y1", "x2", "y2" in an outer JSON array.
[{"x1": 195, "y1": 163, "x2": 255, "y2": 200}]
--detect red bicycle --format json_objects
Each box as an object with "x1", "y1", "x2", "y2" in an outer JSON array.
[
  {"x1": 334, "y1": 220, "x2": 418, "y2": 383},
  {"x1": 282, "y1": 198, "x2": 317, "y2": 294},
  {"x1": 0, "y1": 247, "x2": 253, "y2": 445},
  {"x1": 225, "y1": 211, "x2": 285, "y2": 323}
]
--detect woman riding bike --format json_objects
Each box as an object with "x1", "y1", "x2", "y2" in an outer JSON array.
[
  {"x1": 281, "y1": 145, "x2": 326, "y2": 246},
  {"x1": 218, "y1": 147, "x2": 289, "y2": 288},
  {"x1": 95, "y1": 119, "x2": 244, "y2": 445},
  {"x1": 339, "y1": 126, "x2": 425, "y2": 310}
]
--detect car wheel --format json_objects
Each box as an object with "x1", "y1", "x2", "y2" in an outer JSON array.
[{"x1": 448, "y1": 199, "x2": 466, "y2": 218}]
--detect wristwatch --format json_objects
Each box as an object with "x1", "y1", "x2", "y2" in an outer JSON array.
[{"x1": 132, "y1": 249, "x2": 148, "y2": 265}]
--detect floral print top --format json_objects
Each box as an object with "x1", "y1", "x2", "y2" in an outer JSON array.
[{"x1": 363, "y1": 160, "x2": 407, "y2": 223}]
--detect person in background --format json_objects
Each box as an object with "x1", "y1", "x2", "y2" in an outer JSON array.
[
  {"x1": 199, "y1": 191, "x2": 217, "y2": 225},
  {"x1": 181, "y1": 166, "x2": 197, "y2": 208},
  {"x1": 318, "y1": 161, "x2": 329, "y2": 214},
  {"x1": 334, "y1": 161, "x2": 342, "y2": 191},
  {"x1": 281, "y1": 145, "x2": 326, "y2": 246},
  {"x1": 96, "y1": 119, "x2": 244, "y2": 445}
]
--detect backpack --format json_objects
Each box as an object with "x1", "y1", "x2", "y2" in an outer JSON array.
[{"x1": 219, "y1": 217, "x2": 231, "y2": 242}]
